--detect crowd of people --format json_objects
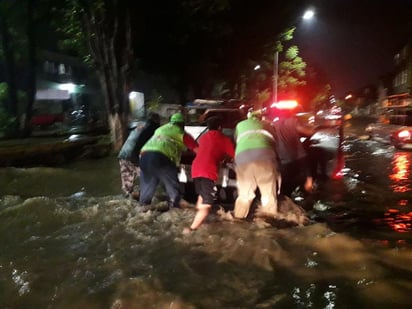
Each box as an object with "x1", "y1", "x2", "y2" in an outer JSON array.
[{"x1": 118, "y1": 108, "x2": 317, "y2": 233}]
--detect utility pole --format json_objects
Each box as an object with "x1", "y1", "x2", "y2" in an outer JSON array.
[
  {"x1": 272, "y1": 9, "x2": 314, "y2": 105},
  {"x1": 272, "y1": 50, "x2": 279, "y2": 104}
]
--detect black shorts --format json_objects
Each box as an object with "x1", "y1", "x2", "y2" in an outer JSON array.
[{"x1": 193, "y1": 177, "x2": 217, "y2": 205}]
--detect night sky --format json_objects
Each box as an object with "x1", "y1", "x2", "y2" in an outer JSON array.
[
  {"x1": 293, "y1": 0, "x2": 412, "y2": 97},
  {"x1": 134, "y1": 0, "x2": 412, "y2": 101}
]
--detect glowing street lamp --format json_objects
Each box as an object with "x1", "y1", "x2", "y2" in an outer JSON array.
[
  {"x1": 273, "y1": 9, "x2": 315, "y2": 104},
  {"x1": 303, "y1": 9, "x2": 315, "y2": 20}
]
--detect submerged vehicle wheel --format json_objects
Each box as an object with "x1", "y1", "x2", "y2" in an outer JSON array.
[
  {"x1": 181, "y1": 182, "x2": 197, "y2": 203},
  {"x1": 218, "y1": 187, "x2": 237, "y2": 204}
]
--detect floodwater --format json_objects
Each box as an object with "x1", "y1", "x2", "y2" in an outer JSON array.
[{"x1": 1, "y1": 118, "x2": 412, "y2": 308}]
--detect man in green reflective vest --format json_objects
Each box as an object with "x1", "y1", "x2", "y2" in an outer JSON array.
[
  {"x1": 139, "y1": 112, "x2": 198, "y2": 209},
  {"x1": 233, "y1": 109, "x2": 281, "y2": 219}
]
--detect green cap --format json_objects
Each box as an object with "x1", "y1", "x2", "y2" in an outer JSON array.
[
  {"x1": 247, "y1": 110, "x2": 262, "y2": 119},
  {"x1": 170, "y1": 112, "x2": 184, "y2": 123}
]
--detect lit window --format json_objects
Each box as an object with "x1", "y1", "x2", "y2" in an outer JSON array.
[
  {"x1": 58, "y1": 64, "x2": 66, "y2": 75},
  {"x1": 401, "y1": 70, "x2": 407, "y2": 85}
]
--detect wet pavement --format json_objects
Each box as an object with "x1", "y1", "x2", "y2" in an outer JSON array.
[{"x1": 1, "y1": 117, "x2": 412, "y2": 308}]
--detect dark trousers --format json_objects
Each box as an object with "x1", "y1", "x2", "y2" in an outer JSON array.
[
  {"x1": 279, "y1": 157, "x2": 308, "y2": 197},
  {"x1": 308, "y1": 147, "x2": 333, "y2": 181},
  {"x1": 139, "y1": 151, "x2": 181, "y2": 208}
]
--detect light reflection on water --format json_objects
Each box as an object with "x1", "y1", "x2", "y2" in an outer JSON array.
[
  {"x1": 390, "y1": 152, "x2": 411, "y2": 193},
  {"x1": 374, "y1": 151, "x2": 412, "y2": 233},
  {"x1": 381, "y1": 208, "x2": 412, "y2": 233},
  {"x1": 2, "y1": 126, "x2": 412, "y2": 307},
  {"x1": 4, "y1": 196, "x2": 412, "y2": 308}
]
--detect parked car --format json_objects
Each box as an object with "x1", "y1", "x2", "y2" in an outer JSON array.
[
  {"x1": 31, "y1": 113, "x2": 64, "y2": 127},
  {"x1": 365, "y1": 107, "x2": 412, "y2": 150}
]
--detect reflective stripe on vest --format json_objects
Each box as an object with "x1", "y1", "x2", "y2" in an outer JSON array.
[
  {"x1": 236, "y1": 129, "x2": 274, "y2": 143},
  {"x1": 141, "y1": 123, "x2": 184, "y2": 165}
]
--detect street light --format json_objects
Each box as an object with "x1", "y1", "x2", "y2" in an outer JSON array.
[
  {"x1": 303, "y1": 9, "x2": 315, "y2": 20},
  {"x1": 272, "y1": 9, "x2": 315, "y2": 104}
]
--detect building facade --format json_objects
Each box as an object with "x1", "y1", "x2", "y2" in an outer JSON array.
[
  {"x1": 32, "y1": 50, "x2": 107, "y2": 134},
  {"x1": 392, "y1": 41, "x2": 412, "y2": 96}
]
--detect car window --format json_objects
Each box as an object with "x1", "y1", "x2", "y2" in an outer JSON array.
[
  {"x1": 184, "y1": 108, "x2": 245, "y2": 144},
  {"x1": 203, "y1": 110, "x2": 245, "y2": 129},
  {"x1": 185, "y1": 108, "x2": 207, "y2": 125}
]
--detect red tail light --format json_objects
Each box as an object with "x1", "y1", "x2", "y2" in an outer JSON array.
[
  {"x1": 398, "y1": 130, "x2": 411, "y2": 139},
  {"x1": 332, "y1": 155, "x2": 345, "y2": 180},
  {"x1": 270, "y1": 100, "x2": 298, "y2": 109}
]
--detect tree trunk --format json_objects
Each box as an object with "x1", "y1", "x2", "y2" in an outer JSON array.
[
  {"x1": 77, "y1": 1, "x2": 132, "y2": 152},
  {"x1": 23, "y1": 0, "x2": 36, "y2": 137},
  {"x1": 0, "y1": 12, "x2": 18, "y2": 117},
  {"x1": 108, "y1": 112, "x2": 125, "y2": 151}
]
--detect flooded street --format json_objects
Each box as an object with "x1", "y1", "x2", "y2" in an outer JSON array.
[{"x1": 1, "y1": 118, "x2": 412, "y2": 308}]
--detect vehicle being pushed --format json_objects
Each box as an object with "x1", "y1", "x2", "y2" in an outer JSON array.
[
  {"x1": 365, "y1": 94, "x2": 412, "y2": 150},
  {"x1": 179, "y1": 101, "x2": 247, "y2": 203},
  {"x1": 179, "y1": 99, "x2": 344, "y2": 202}
]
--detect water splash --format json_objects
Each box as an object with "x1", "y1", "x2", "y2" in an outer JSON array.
[{"x1": 11, "y1": 268, "x2": 30, "y2": 296}]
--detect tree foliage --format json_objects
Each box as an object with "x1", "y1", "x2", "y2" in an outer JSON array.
[
  {"x1": 56, "y1": 0, "x2": 134, "y2": 149},
  {"x1": 240, "y1": 26, "x2": 308, "y2": 108},
  {"x1": 278, "y1": 45, "x2": 307, "y2": 91},
  {"x1": 0, "y1": 0, "x2": 42, "y2": 135},
  {"x1": 0, "y1": 0, "x2": 331, "y2": 142},
  {"x1": 276, "y1": 27, "x2": 307, "y2": 96},
  {"x1": 0, "y1": 83, "x2": 25, "y2": 134},
  {"x1": 0, "y1": 0, "x2": 20, "y2": 118},
  {"x1": 53, "y1": 0, "x2": 234, "y2": 146},
  {"x1": 241, "y1": 23, "x2": 332, "y2": 111}
]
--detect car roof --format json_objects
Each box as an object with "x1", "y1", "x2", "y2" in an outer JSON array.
[{"x1": 198, "y1": 108, "x2": 245, "y2": 126}]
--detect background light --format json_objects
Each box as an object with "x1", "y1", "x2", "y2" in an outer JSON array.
[
  {"x1": 303, "y1": 9, "x2": 315, "y2": 20},
  {"x1": 129, "y1": 91, "x2": 138, "y2": 100},
  {"x1": 57, "y1": 83, "x2": 75, "y2": 93},
  {"x1": 270, "y1": 100, "x2": 299, "y2": 109}
]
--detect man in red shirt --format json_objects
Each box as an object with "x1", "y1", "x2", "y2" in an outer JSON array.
[{"x1": 183, "y1": 116, "x2": 235, "y2": 233}]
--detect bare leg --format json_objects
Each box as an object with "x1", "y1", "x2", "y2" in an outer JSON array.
[
  {"x1": 183, "y1": 195, "x2": 211, "y2": 234},
  {"x1": 304, "y1": 176, "x2": 313, "y2": 193}
]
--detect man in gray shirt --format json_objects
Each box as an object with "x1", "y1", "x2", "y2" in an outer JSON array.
[
  {"x1": 118, "y1": 112, "x2": 160, "y2": 199},
  {"x1": 272, "y1": 110, "x2": 315, "y2": 197}
]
